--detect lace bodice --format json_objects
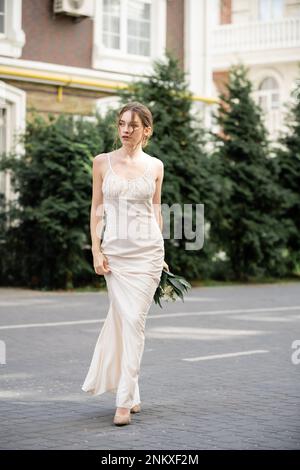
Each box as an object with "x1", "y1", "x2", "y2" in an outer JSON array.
[{"x1": 102, "y1": 153, "x2": 156, "y2": 200}]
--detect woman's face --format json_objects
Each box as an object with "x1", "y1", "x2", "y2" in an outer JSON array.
[{"x1": 118, "y1": 110, "x2": 149, "y2": 148}]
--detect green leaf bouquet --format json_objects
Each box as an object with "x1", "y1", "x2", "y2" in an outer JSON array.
[{"x1": 153, "y1": 268, "x2": 192, "y2": 308}]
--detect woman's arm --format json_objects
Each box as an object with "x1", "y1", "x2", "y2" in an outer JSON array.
[
  {"x1": 90, "y1": 154, "x2": 110, "y2": 274},
  {"x1": 152, "y1": 160, "x2": 169, "y2": 271},
  {"x1": 90, "y1": 155, "x2": 105, "y2": 254},
  {"x1": 152, "y1": 159, "x2": 164, "y2": 232}
]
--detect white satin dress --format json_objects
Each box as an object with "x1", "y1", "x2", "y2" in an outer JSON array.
[{"x1": 81, "y1": 152, "x2": 165, "y2": 409}]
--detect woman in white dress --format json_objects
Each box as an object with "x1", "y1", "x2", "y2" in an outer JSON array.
[{"x1": 81, "y1": 102, "x2": 169, "y2": 426}]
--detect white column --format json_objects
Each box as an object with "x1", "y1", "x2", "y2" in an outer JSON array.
[
  {"x1": 184, "y1": 0, "x2": 219, "y2": 127},
  {"x1": 184, "y1": 0, "x2": 206, "y2": 97}
]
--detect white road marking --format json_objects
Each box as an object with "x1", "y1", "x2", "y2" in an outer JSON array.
[
  {"x1": 0, "y1": 319, "x2": 105, "y2": 330},
  {"x1": 146, "y1": 326, "x2": 266, "y2": 340},
  {"x1": 0, "y1": 390, "x2": 35, "y2": 398},
  {"x1": 0, "y1": 300, "x2": 55, "y2": 307},
  {"x1": 229, "y1": 314, "x2": 297, "y2": 322},
  {"x1": 184, "y1": 297, "x2": 220, "y2": 302},
  {"x1": 0, "y1": 373, "x2": 33, "y2": 380},
  {"x1": 183, "y1": 350, "x2": 269, "y2": 362},
  {"x1": 151, "y1": 306, "x2": 300, "y2": 319},
  {"x1": 0, "y1": 306, "x2": 299, "y2": 330}
]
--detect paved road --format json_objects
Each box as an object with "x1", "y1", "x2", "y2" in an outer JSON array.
[{"x1": 0, "y1": 282, "x2": 299, "y2": 450}]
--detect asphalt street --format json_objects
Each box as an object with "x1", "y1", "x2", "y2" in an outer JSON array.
[{"x1": 0, "y1": 282, "x2": 299, "y2": 450}]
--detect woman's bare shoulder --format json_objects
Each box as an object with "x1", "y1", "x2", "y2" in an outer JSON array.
[
  {"x1": 93, "y1": 153, "x2": 108, "y2": 163},
  {"x1": 93, "y1": 153, "x2": 109, "y2": 179},
  {"x1": 93, "y1": 153, "x2": 109, "y2": 167},
  {"x1": 145, "y1": 154, "x2": 163, "y2": 182},
  {"x1": 146, "y1": 154, "x2": 164, "y2": 169}
]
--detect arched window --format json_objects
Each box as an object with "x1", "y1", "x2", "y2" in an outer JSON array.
[
  {"x1": 256, "y1": 75, "x2": 282, "y2": 140},
  {"x1": 257, "y1": 76, "x2": 280, "y2": 112}
]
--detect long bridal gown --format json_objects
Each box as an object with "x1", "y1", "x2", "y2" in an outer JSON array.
[{"x1": 81, "y1": 152, "x2": 164, "y2": 409}]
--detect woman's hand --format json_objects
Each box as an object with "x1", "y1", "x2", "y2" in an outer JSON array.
[
  {"x1": 163, "y1": 260, "x2": 169, "y2": 271},
  {"x1": 93, "y1": 250, "x2": 111, "y2": 275}
]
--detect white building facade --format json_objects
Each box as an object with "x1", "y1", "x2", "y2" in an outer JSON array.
[
  {"x1": 185, "y1": 0, "x2": 300, "y2": 138},
  {"x1": 1, "y1": 0, "x2": 300, "y2": 202}
]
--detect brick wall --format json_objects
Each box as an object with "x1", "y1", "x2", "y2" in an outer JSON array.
[
  {"x1": 16, "y1": 0, "x2": 184, "y2": 117},
  {"x1": 21, "y1": 0, "x2": 93, "y2": 67},
  {"x1": 21, "y1": 0, "x2": 184, "y2": 70}
]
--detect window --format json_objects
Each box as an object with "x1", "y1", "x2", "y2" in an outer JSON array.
[
  {"x1": 256, "y1": 75, "x2": 282, "y2": 141},
  {"x1": 258, "y1": 77, "x2": 280, "y2": 110},
  {"x1": 0, "y1": 0, "x2": 5, "y2": 35},
  {"x1": 93, "y1": 0, "x2": 166, "y2": 75},
  {"x1": 102, "y1": 0, "x2": 121, "y2": 50},
  {"x1": 127, "y1": 0, "x2": 151, "y2": 56},
  {"x1": 101, "y1": 0, "x2": 151, "y2": 56},
  {"x1": 0, "y1": 104, "x2": 9, "y2": 199},
  {"x1": 0, "y1": 81, "x2": 26, "y2": 202},
  {"x1": 0, "y1": 0, "x2": 25, "y2": 57},
  {"x1": 259, "y1": 0, "x2": 284, "y2": 21},
  {"x1": 0, "y1": 107, "x2": 7, "y2": 155}
]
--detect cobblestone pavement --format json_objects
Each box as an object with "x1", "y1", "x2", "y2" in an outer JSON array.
[{"x1": 0, "y1": 282, "x2": 299, "y2": 450}]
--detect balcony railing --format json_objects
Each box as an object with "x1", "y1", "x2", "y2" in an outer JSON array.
[{"x1": 212, "y1": 17, "x2": 300, "y2": 53}]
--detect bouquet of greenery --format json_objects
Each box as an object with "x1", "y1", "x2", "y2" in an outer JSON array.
[{"x1": 153, "y1": 268, "x2": 192, "y2": 308}]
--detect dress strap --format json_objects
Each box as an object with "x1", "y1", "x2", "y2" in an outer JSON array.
[{"x1": 107, "y1": 152, "x2": 113, "y2": 171}]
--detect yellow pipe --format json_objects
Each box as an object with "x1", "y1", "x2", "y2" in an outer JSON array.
[
  {"x1": 0, "y1": 65, "x2": 126, "y2": 91},
  {"x1": 193, "y1": 95, "x2": 220, "y2": 104},
  {"x1": 57, "y1": 85, "x2": 63, "y2": 102},
  {"x1": 0, "y1": 65, "x2": 220, "y2": 104}
]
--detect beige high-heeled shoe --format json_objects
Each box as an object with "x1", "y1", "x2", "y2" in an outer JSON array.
[
  {"x1": 113, "y1": 410, "x2": 131, "y2": 426},
  {"x1": 130, "y1": 404, "x2": 141, "y2": 413}
]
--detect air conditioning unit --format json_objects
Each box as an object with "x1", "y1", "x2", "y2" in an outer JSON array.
[{"x1": 53, "y1": 0, "x2": 94, "y2": 17}]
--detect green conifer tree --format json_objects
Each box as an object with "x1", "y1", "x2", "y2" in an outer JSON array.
[
  {"x1": 0, "y1": 114, "x2": 99, "y2": 289},
  {"x1": 211, "y1": 63, "x2": 288, "y2": 281},
  {"x1": 274, "y1": 72, "x2": 300, "y2": 275}
]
